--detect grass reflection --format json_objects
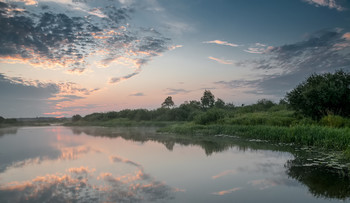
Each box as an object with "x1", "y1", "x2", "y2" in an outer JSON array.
[{"x1": 68, "y1": 126, "x2": 350, "y2": 200}]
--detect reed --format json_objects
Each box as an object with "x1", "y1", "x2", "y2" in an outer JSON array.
[{"x1": 160, "y1": 123, "x2": 350, "y2": 151}]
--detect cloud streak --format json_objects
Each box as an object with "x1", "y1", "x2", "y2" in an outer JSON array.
[
  {"x1": 208, "y1": 56, "x2": 233, "y2": 65},
  {"x1": 215, "y1": 29, "x2": 350, "y2": 98},
  {"x1": 165, "y1": 88, "x2": 191, "y2": 95},
  {"x1": 203, "y1": 40, "x2": 240, "y2": 47}
]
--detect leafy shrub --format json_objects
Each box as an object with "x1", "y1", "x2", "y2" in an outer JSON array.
[
  {"x1": 194, "y1": 108, "x2": 226, "y2": 125},
  {"x1": 320, "y1": 115, "x2": 350, "y2": 128},
  {"x1": 72, "y1": 114, "x2": 82, "y2": 122},
  {"x1": 286, "y1": 70, "x2": 350, "y2": 120}
]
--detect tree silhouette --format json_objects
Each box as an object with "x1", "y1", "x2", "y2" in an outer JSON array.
[
  {"x1": 161, "y1": 96, "x2": 175, "y2": 108},
  {"x1": 201, "y1": 90, "x2": 215, "y2": 109}
]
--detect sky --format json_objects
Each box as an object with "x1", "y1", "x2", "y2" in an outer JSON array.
[{"x1": 0, "y1": 0, "x2": 350, "y2": 118}]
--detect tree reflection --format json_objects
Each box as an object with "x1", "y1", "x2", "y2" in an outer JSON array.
[
  {"x1": 0, "y1": 127, "x2": 18, "y2": 137},
  {"x1": 286, "y1": 158, "x2": 350, "y2": 200},
  {"x1": 69, "y1": 126, "x2": 350, "y2": 201},
  {"x1": 69, "y1": 126, "x2": 290, "y2": 156}
]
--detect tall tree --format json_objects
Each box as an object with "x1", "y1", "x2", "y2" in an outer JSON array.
[
  {"x1": 286, "y1": 70, "x2": 350, "y2": 120},
  {"x1": 161, "y1": 96, "x2": 175, "y2": 108},
  {"x1": 214, "y1": 98, "x2": 225, "y2": 108},
  {"x1": 201, "y1": 90, "x2": 215, "y2": 109}
]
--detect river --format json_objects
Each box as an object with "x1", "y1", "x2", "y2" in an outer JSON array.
[{"x1": 0, "y1": 126, "x2": 349, "y2": 202}]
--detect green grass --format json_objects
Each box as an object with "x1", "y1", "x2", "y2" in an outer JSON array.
[
  {"x1": 223, "y1": 110, "x2": 298, "y2": 126},
  {"x1": 160, "y1": 123, "x2": 350, "y2": 151}
]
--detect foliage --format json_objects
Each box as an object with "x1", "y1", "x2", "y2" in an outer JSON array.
[
  {"x1": 194, "y1": 108, "x2": 226, "y2": 125},
  {"x1": 72, "y1": 114, "x2": 82, "y2": 122},
  {"x1": 0, "y1": 116, "x2": 17, "y2": 124},
  {"x1": 161, "y1": 96, "x2": 175, "y2": 108},
  {"x1": 320, "y1": 115, "x2": 350, "y2": 128},
  {"x1": 214, "y1": 98, "x2": 225, "y2": 108},
  {"x1": 286, "y1": 70, "x2": 350, "y2": 120},
  {"x1": 161, "y1": 123, "x2": 350, "y2": 151},
  {"x1": 200, "y1": 90, "x2": 215, "y2": 109},
  {"x1": 225, "y1": 110, "x2": 296, "y2": 126}
]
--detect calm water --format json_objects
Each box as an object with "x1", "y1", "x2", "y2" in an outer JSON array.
[{"x1": 0, "y1": 126, "x2": 349, "y2": 203}]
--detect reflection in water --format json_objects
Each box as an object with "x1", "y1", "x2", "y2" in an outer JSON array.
[
  {"x1": 0, "y1": 165, "x2": 174, "y2": 203},
  {"x1": 69, "y1": 126, "x2": 350, "y2": 201},
  {"x1": 212, "y1": 187, "x2": 242, "y2": 196},
  {"x1": 0, "y1": 127, "x2": 177, "y2": 202},
  {"x1": 0, "y1": 126, "x2": 350, "y2": 202},
  {"x1": 286, "y1": 158, "x2": 350, "y2": 200},
  {"x1": 0, "y1": 127, "x2": 18, "y2": 137},
  {"x1": 69, "y1": 126, "x2": 293, "y2": 156},
  {"x1": 60, "y1": 146, "x2": 100, "y2": 160},
  {"x1": 211, "y1": 170, "x2": 237, "y2": 180}
]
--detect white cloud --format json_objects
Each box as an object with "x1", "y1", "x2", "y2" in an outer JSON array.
[
  {"x1": 302, "y1": 0, "x2": 345, "y2": 11},
  {"x1": 203, "y1": 40, "x2": 240, "y2": 47},
  {"x1": 208, "y1": 56, "x2": 234, "y2": 65}
]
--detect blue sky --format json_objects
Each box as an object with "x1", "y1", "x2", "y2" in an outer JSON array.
[{"x1": 1, "y1": 0, "x2": 350, "y2": 117}]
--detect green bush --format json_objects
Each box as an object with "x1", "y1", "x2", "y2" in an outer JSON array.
[
  {"x1": 194, "y1": 108, "x2": 226, "y2": 125},
  {"x1": 286, "y1": 70, "x2": 350, "y2": 120},
  {"x1": 320, "y1": 115, "x2": 350, "y2": 128}
]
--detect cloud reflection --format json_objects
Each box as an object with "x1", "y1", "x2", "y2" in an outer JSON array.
[
  {"x1": 212, "y1": 187, "x2": 242, "y2": 195},
  {"x1": 212, "y1": 170, "x2": 237, "y2": 180},
  {"x1": 0, "y1": 163, "x2": 176, "y2": 202},
  {"x1": 248, "y1": 177, "x2": 299, "y2": 190},
  {"x1": 59, "y1": 146, "x2": 100, "y2": 160}
]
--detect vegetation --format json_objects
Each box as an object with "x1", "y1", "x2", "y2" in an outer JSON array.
[
  {"x1": 286, "y1": 70, "x2": 350, "y2": 120},
  {"x1": 0, "y1": 116, "x2": 68, "y2": 127},
  {"x1": 161, "y1": 96, "x2": 175, "y2": 108},
  {"x1": 65, "y1": 71, "x2": 350, "y2": 159},
  {"x1": 0, "y1": 116, "x2": 17, "y2": 126},
  {"x1": 201, "y1": 89, "x2": 215, "y2": 109}
]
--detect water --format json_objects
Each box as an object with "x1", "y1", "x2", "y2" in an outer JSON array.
[{"x1": 0, "y1": 126, "x2": 349, "y2": 203}]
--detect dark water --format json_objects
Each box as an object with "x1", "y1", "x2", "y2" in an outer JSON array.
[{"x1": 0, "y1": 126, "x2": 349, "y2": 202}]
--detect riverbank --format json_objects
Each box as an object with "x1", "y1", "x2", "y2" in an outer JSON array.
[{"x1": 159, "y1": 123, "x2": 350, "y2": 160}]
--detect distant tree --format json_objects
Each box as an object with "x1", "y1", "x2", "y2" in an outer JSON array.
[
  {"x1": 214, "y1": 98, "x2": 225, "y2": 108},
  {"x1": 162, "y1": 96, "x2": 175, "y2": 108},
  {"x1": 255, "y1": 99, "x2": 275, "y2": 110},
  {"x1": 0, "y1": 116, "x2": 4, "y2": 123},
  {"x1": 201, "y1": 90, "x2": 215, "y2": 109},
  {"x1": 225, "y1": 102, "x2": 235, "y2": 110},
  {"x1": 286, "y1": 70, "x2": 350, "y2": 120},
  {"x1": 72, "y1": 114, "x2": 82, "y2": 122}
]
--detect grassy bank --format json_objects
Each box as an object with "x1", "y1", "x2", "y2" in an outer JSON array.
[{"x1": 159, "y1": 123, "x2": 350, "y2": 157}]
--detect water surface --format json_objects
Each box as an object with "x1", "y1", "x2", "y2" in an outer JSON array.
[{"x1": 0, "y1": 126, "x2": 349, "y2": 202}]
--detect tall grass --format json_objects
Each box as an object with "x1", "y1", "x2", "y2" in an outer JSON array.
[{"x1": 160, "y1": 123, "x2": 350, "y2": 151}]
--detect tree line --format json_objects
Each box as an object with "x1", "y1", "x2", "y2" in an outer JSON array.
[{"x1": 72, "y1": 70, "x2": 350, "y2": 125}]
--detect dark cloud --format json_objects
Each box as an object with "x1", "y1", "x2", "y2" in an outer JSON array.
[
  {"x1": 129, "y1": 92, "x2": 145, "y2": 96},
  {"x1": 216, "y1": 30, "x2": 350, "y2": 98},
  {"x1": 52, "y1": 95, "x2": 85, "y2": 103},
  {"x1": 0, "y1": 0, "x2": 172, "y2": 80},
  {"x1": 0, "y1": 3, "x2": 96, "y2": 71},
  {"x1": 0, "y1": 73, "x2": 59, "y2": 117},
  {"x1": 0, "y1": 74, "x2": 100, "y2": 117},
  {"x1": 109, "y1": 70, "x2": 140, "y2": 84},
  {"x1": 165, "y1": 88, "x2": 191, "y2": 95}
]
